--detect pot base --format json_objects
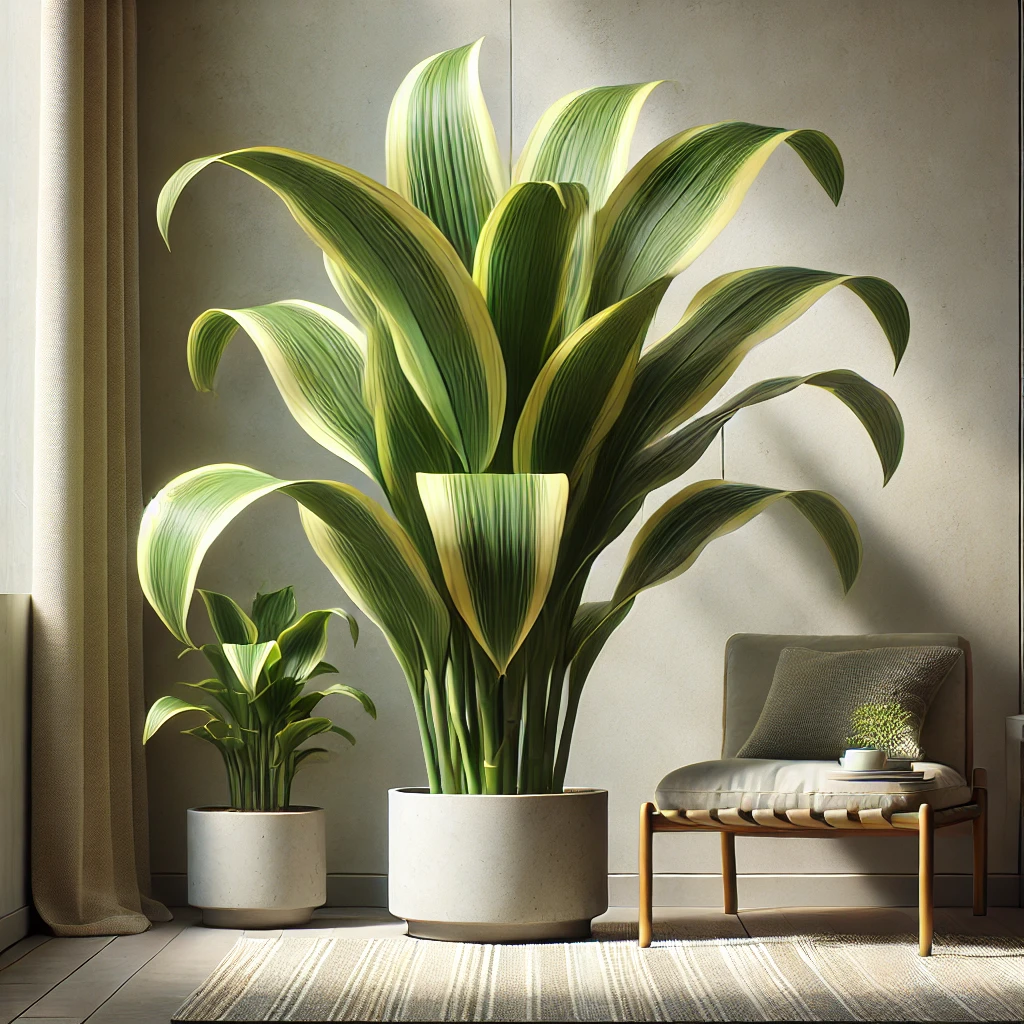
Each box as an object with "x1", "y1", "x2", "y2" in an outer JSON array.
[
  {"x1": 406, "y1": 918, "x2": 592, "y2": 943},
  {"x1": 200, "y1": 906, "x2": 314, "y2": 929}
]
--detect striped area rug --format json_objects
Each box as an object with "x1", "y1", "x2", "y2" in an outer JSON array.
[{"x1": 174, "y1": 929, "x2": 1024, "y2": 1021}]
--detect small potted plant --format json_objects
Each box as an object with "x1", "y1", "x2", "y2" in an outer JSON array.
[
  {"x1": 143, "y1": 586, "x2": 375, "y2": 927},
  {"x1": 846, "y1": 701, "x2": 917, "y2": 770}
]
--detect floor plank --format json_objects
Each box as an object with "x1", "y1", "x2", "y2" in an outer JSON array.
[
  {"x1": 0, "y1": 941, "x2": 49, "y2": 975},
  {"x1": 18, "y1": 917, "x2": 190, "y2": 1020},
  {"x1": 934, "y1": 906, "x2": 1024, "y2": 938},
  {"x1": 84, "y1": 925, "x2": 241, "y2": 1024},
  {"x1": 739, "y1": 905, "x2": 919, "y2": 937},
  {"x1": 0, "y1": 939, "x2": 112, "y2": 1024}
]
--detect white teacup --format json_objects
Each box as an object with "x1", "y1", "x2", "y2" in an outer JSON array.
[{"x1": 840, "y1": 748, "x2": 886, "y2": 771}]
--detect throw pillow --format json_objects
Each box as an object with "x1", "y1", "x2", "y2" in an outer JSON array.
[{"x1": 736, "y1": 645, "x2": 962, "y2": 761}]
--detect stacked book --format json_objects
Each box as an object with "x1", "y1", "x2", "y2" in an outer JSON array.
[{"x1": 825, "y1": 768, "x2": 932, "y2": 789}]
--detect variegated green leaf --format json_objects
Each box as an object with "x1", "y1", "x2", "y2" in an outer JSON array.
[
  {"x1": 276, "y1": 608, "x2": 357, "y2": 682},
  {"x1": 617, "y1": 479, "x2": 861, "y2": 602},
  {"x1": 222, "y1": 641, "x2": 280, "y2": 697},
  {"x1": 330, "y1": 725, "x2": 357, "y2": 746},
  {"x1": 305, "y1": 682, "x2": 377, "y2": 719},
  {"x1": 515, "y1": 82, "x2": 663, "y2": 210},
  {"x1": 472, "y1": 182, "x2": 588, "y2": 463},
  {"x1": 143, "y1": 695, "x2": 219, "y2": 743},
  {"x1": 158, "y1": 147, "x2": 505, "y2": 471},
  {"x1": 251, "y1": 587, "x2": 297, "y2": 642},
  {"x1": 418, "y1": 473, "x2": 568, "y2": 672},
  {"x1": 198, "y1": 590, "x2": 257, "y2": 645},
  {"x1": 138, "y1": 465, "x2": 450, "y2": 692},
  {"x1": 515, "y1": 82, "x2": 662, "y2": 336},
  {"x1": 293, "y1": 747, "x2": 331, "y2": 770},
  {"x1": 333, "y1": 260, "x2": 462, "y2": 565},
  {"x1": 387, "y1": 39, "x2": 507, "y2": 268},
  {"x1": 572, "y1": 480, "x2": 861, "y2": 658},
  {"x1": 590, "y1": 123, "x2": 844, "y2": 312},
  {"x1": 514, "y1": 277, "x2": 670, "y2": 476},
  {"x1": 616, "y1": 369, "x2": 904, "y2": 508},
  {"x1": 188, "y1": 301, "x2": 379, "y2": 481},
  {"x1": 273, "y1": 717, "x2": 333, "y2": 766},
  {"x1": 621, "y1": 267, "x2": 909, "y2": 449}
]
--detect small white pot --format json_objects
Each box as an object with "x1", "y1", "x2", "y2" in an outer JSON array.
[
  {"x1": 187, "y1": 806, "x2": 326, "y2": 928},
  {"x1": 388, "y1": 787, "x2": 608, "y2": 942}
]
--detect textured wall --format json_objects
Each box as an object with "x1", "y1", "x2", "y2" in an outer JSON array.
[{"x1": 137, "y1": 0, "x2": 1020, "y2": 897}]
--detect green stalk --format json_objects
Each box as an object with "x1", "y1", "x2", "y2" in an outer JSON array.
[{"x1": 446, "y1": 657, "x2": 480, "y2": 793}]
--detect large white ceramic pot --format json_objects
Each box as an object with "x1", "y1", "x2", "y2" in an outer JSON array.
[
  {"x1": 187, "y1": 806, "x2": 326, "y2": 927},
  {"x1": 388, "y1": 787, "x2": 608, "y2": 942}
]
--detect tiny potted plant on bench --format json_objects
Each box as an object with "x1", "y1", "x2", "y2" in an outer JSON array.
[
  {"x1": 846, "y1": 700, "x2": 917, "y2": 770},
  {"x1": 143, "y1": 586, "x2": 375, "y2": 927}
]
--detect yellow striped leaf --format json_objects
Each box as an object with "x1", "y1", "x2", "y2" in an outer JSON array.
[
  {"x1": 590, "y1": 122, "x2": 844, "y2": 312},
  {"x1": 387, "y1": 39, "x2": 507, "y2": 268},
  {"x1": 616, "y1": 369, "x2": 904, "y2": 508},
  {"x1": 513, "y1": 277, "x2": 670, "y2": 477},
  {"x1": 222, "y1": 641, "x2": 280, "y2": 698},
  {"x1": 188, "y1": 300, "x2": 379, "y2": 481},
  {"x1": 137, "y1": 465, "x2": 449, "y2": 694},
  {"x1": 616, "y1": 479, "x2": 862, "y2": 604},
  {"x1": 515, "y1": 82, "x2": 663, "y2": 335},
  {"x1": 622, "y1": 266, "x2": 909, "y2": 448},
  {"x1": 143, "y1": 695, "x2": 218, "y2": 744},
  {"x1": 472, "y1": 182, "x2": 588, "y2": 464},
  {"x1": 158, "y1": 147, "x2": 505, "y2": 471},
  {"x1": 417, "y1": 473, "x2": 568, "y2": 672}
]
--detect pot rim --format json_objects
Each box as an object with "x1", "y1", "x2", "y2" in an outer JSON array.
[
  {"x1": 188, "y1": 805, "x2": 324, "y2": 814},
  {"x1": 389, "y1": 787, "x2": 606, "y2": 799}
]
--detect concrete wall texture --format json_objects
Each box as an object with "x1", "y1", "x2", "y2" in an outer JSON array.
[{"x1": 137, "y1": 0, "x2": 1021, "y2": 901}]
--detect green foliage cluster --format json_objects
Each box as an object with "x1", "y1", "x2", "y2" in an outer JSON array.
[{"x1": 143, "y1": 587, "x2": 375, "y2": 810}]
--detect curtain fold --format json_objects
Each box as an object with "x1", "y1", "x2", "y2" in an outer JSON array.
[{"x1": 32, "y1": 0, "x2": 169, "y2": 936}]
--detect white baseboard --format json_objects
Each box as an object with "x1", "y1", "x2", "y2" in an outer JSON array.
[
  {"x1": 152, "y1": 873, "x2": 1022, "y2": 910},
  {"x1": 0, "y1": 907, "x2": 30, "y2": 953}
]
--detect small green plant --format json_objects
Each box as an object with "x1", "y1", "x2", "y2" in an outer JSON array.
[
  {"x1": 847, "y1": 701, "x2": 915, "y2": 758},
  {"x1": 143, "y1": 586, "x2": 375, "y2": 810}
]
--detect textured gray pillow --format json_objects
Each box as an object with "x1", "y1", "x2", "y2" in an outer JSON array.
[{"x1": 736, "y1": 645, "x2": 962, "y2": 761}]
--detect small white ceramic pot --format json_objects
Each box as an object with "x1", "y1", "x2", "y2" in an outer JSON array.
[
  {"x1": 187, "y1": 806, "x2": 326, "y2": 928},
  {"x1": 388, "y1": 787, "x2": 608, "y2": 942}
]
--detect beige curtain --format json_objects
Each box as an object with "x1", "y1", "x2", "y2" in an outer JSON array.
[{"x1": 32, "y1": 0, "x2": 169, "y2": 936}]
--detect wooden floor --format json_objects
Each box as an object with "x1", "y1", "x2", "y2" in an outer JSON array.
[{"x1": 1, "y1": 905, "x2": 1022, "y2": 1024}]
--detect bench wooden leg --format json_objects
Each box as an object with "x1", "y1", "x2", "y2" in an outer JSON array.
[
  {"x1": 973, "y1": 785, "x2": 988, "y2": 916},
  {"x1": 721, "y1": 831, "x2": 737, "y2": 915},
  {"x1": 639, "y1": 802, "x2": 654, "y2": 948},
  {"x1": 919, "y1": 802, "x2": 934, "y2": 956}
]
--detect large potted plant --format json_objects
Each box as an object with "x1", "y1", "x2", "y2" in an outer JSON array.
[
  {"x1": 143, "y1": 586, "x2": 375, "y2": 927},
  {"x1": 139, "y1": 40, "x2": 909, "y2": 940}
]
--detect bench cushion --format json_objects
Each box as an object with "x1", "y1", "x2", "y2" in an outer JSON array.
[{"x1": 655, "y1": 759, "x2": 971, "y2": 815}]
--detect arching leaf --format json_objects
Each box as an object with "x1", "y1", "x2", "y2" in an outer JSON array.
[
  {"x1": 137, "y1": 465, "x2": 449, "y2": 691},
  {"x1": 276, "y1": 608, "x2": 357, "y2": 682},
  {"x1": 143, "y1": 695, "x2": 219, "y2": 743},
  {"x1": 387, "y1": 39, "x2": 507, "y2": 268},
  {"x1": 158, "y1": 147, "x2": 505, "y2": 471},
  {"x1": 615, "y1": 369, "x2": 904, "y2": 508},
  {"x1": 620, "y1": 267, "x2": 909, "y2": 449},
  {"x1": 187, "y1": 301, "x2": 379, "y2": 481},
  {"x1": 590, "y1": 123, "x2": 844, "y2": 312}
]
